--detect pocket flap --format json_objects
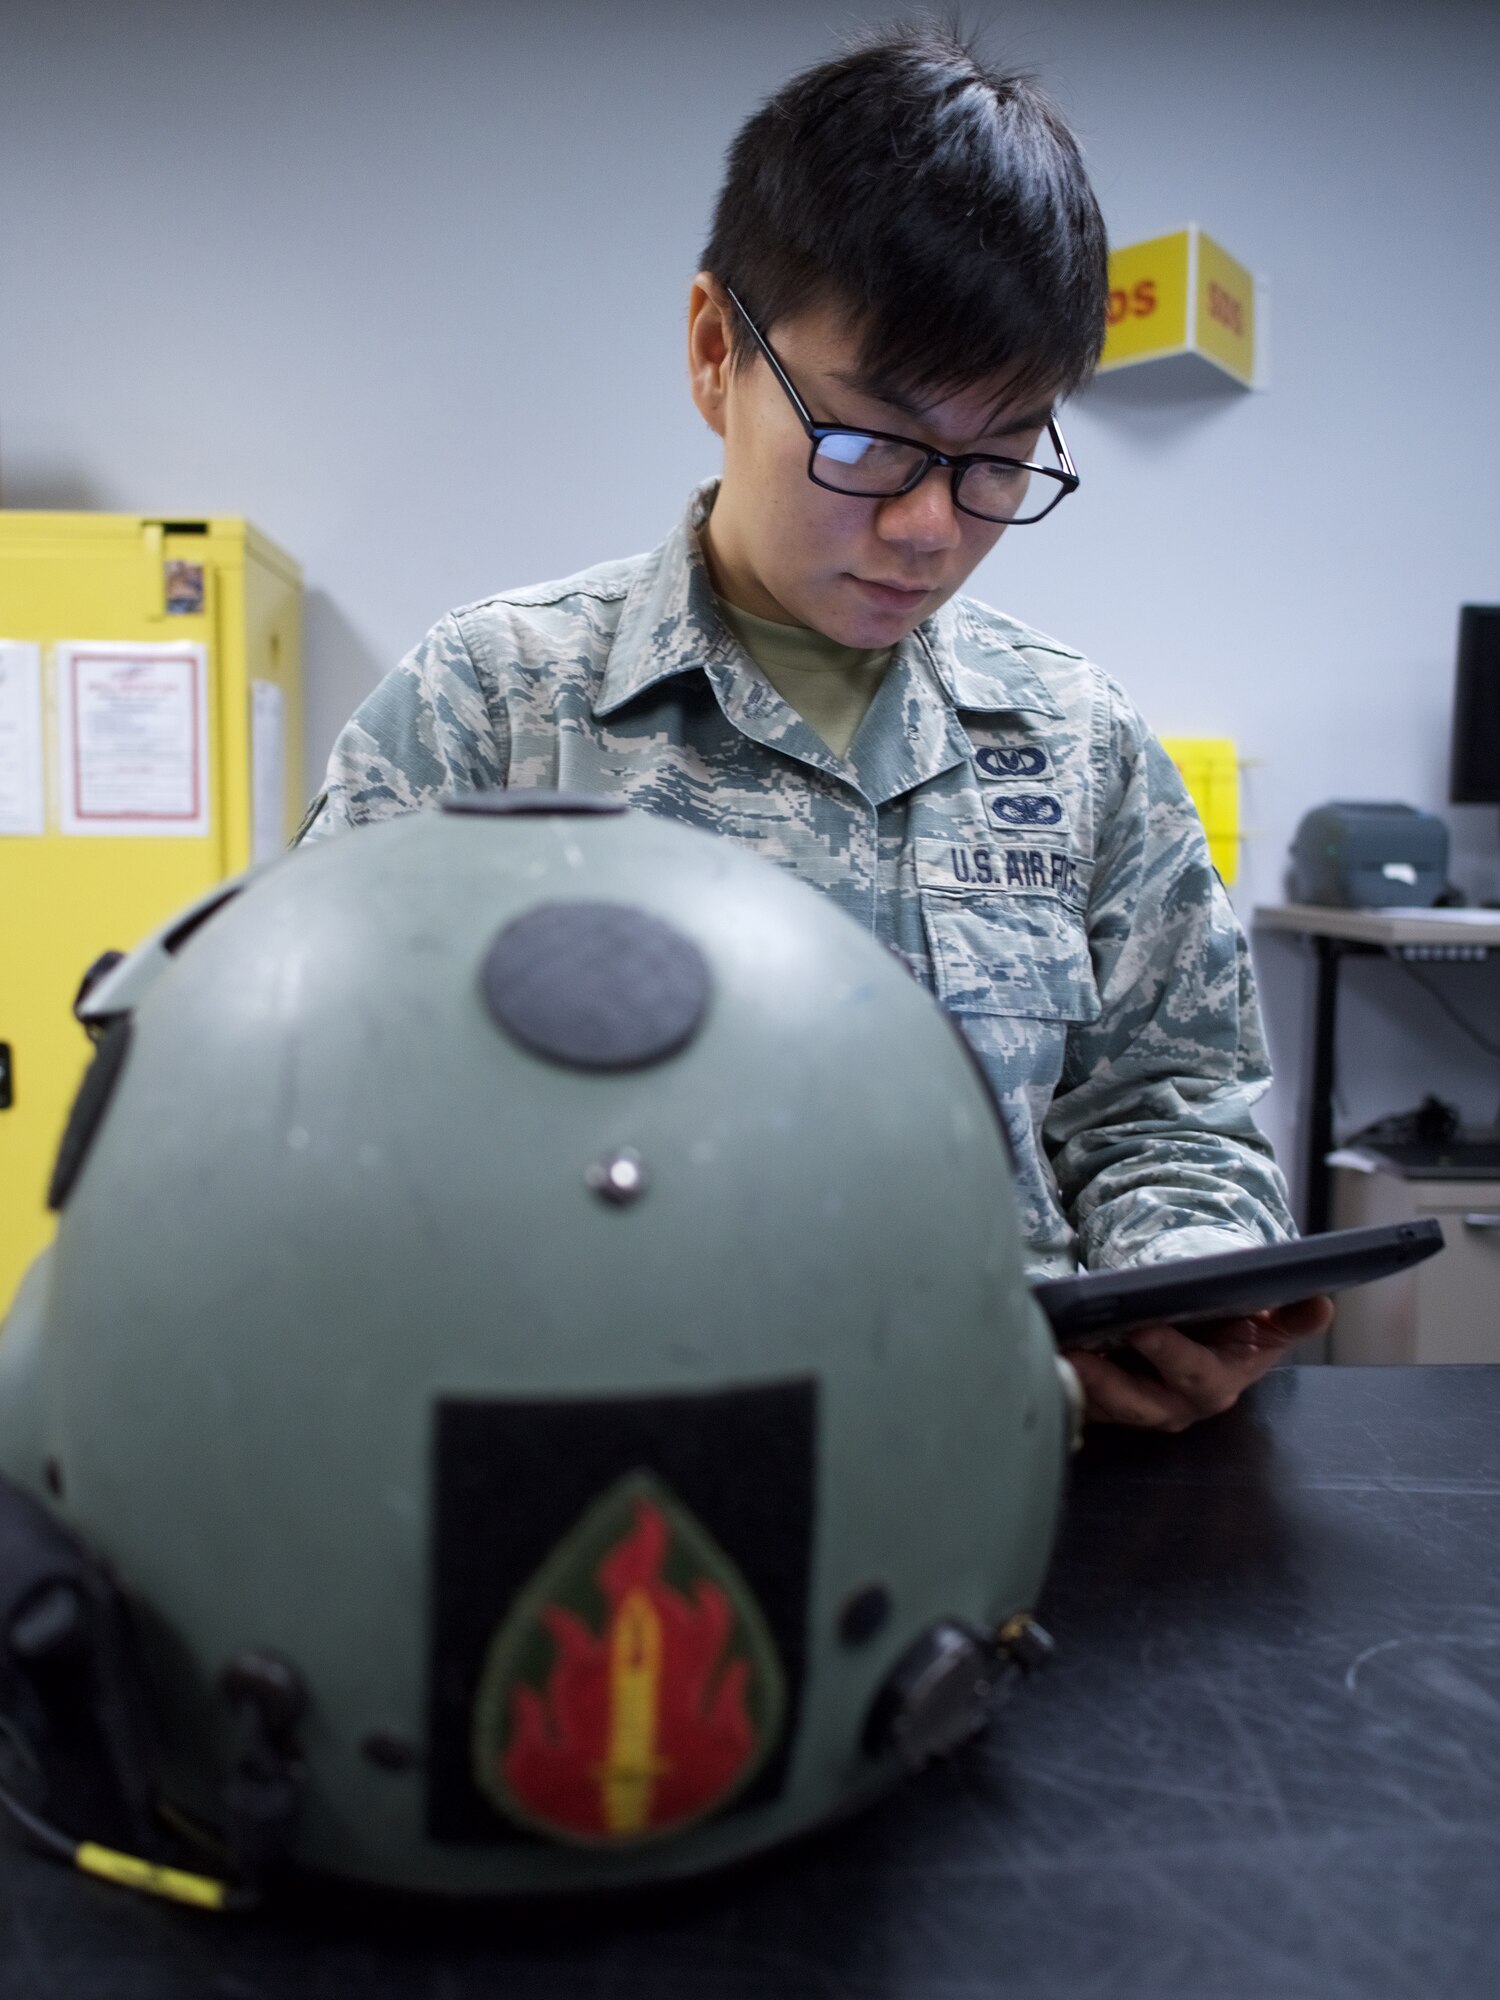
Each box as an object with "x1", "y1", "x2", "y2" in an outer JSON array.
[{"x1": 922, "y1": 895, "x2": 1100, "y2": 1023}]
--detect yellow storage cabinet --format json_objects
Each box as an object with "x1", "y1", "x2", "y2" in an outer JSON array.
[{"x1": 0, "y1": 514, "x2": 302, "y2": 1310}]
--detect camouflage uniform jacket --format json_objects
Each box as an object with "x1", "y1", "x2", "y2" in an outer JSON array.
[{"x1": 301, "y1": 483, "x2": 1294, "y2": 1277}]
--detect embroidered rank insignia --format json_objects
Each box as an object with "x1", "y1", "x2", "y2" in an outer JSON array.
[
  {"x1": 988, "y1": 792, "x2": 1064, "y2": 827},
  {"x1": 471, "y1": 1471, "x2": 785, "y2": 1845},
  {"x1": 975, "y1": 744, "x2": 1048, "y2": 779}
]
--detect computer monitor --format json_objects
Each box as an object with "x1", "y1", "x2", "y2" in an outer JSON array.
[{"x1": 1450, "y1": 605, "x2": 1500, "y2": 805}]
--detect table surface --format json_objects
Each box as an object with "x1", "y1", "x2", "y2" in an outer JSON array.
[
  {"x1": 4, "y1": 1364, "x2": 1500, "y2": 2000},
  {"x1": 1253, "y1": 900, "x2": 1500, "y2": 946}
]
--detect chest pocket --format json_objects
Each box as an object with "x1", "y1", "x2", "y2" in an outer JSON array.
[{"x1": 921, "y1": 892, "x2": 1101, "y2": 1024}]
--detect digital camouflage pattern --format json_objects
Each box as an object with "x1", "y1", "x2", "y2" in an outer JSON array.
[{"x1": 300, "y1": 483, "x2": 1294, "y2": 1277}]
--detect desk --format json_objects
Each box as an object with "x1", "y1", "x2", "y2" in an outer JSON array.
[
  {"x1": 1253, "y1": 903, "x2": 1500, "y2": 1231},
  {"x1": 4, "y1": 1365, "x2": 1500, "y2": 1999}
]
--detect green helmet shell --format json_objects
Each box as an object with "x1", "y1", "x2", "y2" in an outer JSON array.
[{"x1": 0, "y1": 799, "x2": 1069, "y2": 1895}]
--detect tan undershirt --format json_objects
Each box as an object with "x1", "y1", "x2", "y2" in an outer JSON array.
[{"x1": 717, "y1": 599, "x2": 893, "y2": 761}]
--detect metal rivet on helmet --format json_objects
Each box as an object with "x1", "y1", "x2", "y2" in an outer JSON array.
[{"x1": 584, "y1": 1149, "x2": 648, "y2": 1205}]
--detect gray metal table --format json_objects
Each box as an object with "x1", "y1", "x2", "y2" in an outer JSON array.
[
  {"x1": 1252, "y1": 902, "x2": 1500, "y2": 1231},
  {"x1": 3, "y1": 1364, "x2": 1500, "y2": 1998}
]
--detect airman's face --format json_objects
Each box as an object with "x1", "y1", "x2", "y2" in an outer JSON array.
[{"x1": 688, "y1": 277, "x2": 1058, "y2": 648}]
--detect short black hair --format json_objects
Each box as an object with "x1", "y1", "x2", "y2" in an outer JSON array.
[{"x1": 701, "y1": 19, "x2": 1108, "y2": 409}]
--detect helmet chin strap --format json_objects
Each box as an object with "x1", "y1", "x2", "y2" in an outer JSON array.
[{"x1": 0, "y1": 1474, "x2": 302, "y2": 1912}]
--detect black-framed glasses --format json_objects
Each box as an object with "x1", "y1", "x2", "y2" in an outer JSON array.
[{"x1": 724, "y1": 286, "x2": 1079, "y2": 526}]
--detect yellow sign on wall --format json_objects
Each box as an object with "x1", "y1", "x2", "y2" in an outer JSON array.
[
  {"x1": 1099, "y1": 227, "x2": 1259, "y2": 388},
  {"x1": 1161, "y1": 737, "x2": 1240, "y2": 884}
]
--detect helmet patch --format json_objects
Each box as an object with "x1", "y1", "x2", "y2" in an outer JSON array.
[
  {"x1": 471, "y1": 1472, "x2": 785, "y2": 1845},
  {"x1": 427, "y1": 1381, "x2": 815, "y2": 1847}
]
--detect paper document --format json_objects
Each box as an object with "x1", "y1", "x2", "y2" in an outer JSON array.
[
  {"x1": 56, "y1": 643, "x2": 210, "y2": 838},
  {"x1": 251, "y1": 678, "x2": 286, "y2": 863},
  {"x1": 0, "y1": 642, "x2": 45, "y2": 835}
]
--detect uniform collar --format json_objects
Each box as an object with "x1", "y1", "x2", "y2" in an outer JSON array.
[
  {"x1": 918, "y1": 596, "x2": 1065, "y2": 720},
  {"x1": 592, "y1": 483, "x2": 733, "y2": 719},
  {"x1": 592, "y1": 483, "x2": 1064, "y2": 762}
]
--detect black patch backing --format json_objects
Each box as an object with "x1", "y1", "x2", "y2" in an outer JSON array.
[{"x1": 427, "y1": 1379, "x2": 817, "y2": 1845}]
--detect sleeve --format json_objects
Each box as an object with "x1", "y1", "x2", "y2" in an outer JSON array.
[
  {"x1": 297, "y1": 613, "x2": 509, "y2": 843},
  {"x1": 1043, "y1": 690, "x2": 1296, "y2": 1269}
]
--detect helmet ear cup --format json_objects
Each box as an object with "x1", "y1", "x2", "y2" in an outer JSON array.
[
  {"x1": 0, "y1": 1473, "x2": 162, "y2": 1858},
  {"x1": 862, "y1": 1623, "x2": 999, "y2": 1770},
  {"x1": 0, "y1": 1475, "x2": 309, "y2": 1906},
  {"x1": 47, "y1": 1019, "x2": 132, "y2": 1213}
]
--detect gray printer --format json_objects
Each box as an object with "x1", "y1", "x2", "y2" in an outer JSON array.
[{"x1": 1289, "y1": 802, "x2": 1449, "y2": 908}]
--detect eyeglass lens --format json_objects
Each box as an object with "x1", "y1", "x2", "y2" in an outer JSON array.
[{"x1": 810, "y1": 431, "x2": 1066, "y2": 523}]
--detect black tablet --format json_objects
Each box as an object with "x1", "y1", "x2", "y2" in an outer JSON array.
[{"x1": 1032, "y1": 1219, "x2": 1445, "y2": 1351}]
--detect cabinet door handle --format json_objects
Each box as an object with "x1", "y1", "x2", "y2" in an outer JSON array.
[{"x1": 1462, "y1": 1213, "x2": 1500, "y2": 1232}]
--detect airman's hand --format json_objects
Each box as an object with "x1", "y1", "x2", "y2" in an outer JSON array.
[{"x1": 1064, "y1": 1293, "x2": 1335, "y2": 1432}]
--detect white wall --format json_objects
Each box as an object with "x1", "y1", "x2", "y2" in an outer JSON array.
[{"x1": 4, "y1": 0, "x2": 1499, "y2": 1202}]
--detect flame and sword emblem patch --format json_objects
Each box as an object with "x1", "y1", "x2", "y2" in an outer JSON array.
[
  {"x1": 428, "y1": 1382, "x2": 814, "y2": 1848},
  {"x1": 470, "y1": 1471, "x2": 786, "y2": 1845}
]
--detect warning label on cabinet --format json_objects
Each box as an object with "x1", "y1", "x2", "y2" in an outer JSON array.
[{"x1": 56, "y1": 643, "x2": 209, "y2": 837}]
